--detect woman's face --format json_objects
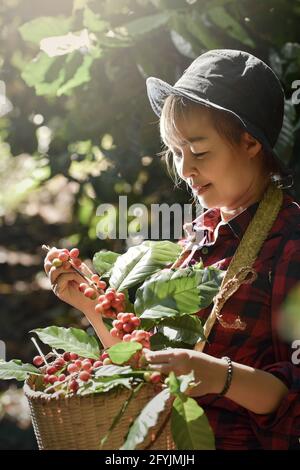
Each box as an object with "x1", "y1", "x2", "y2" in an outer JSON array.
[{"x1": 167, "y1": 106, "x2": 266, "y2": 212}]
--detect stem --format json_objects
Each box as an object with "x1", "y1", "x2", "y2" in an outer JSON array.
[
  {"x1": 42, "y1": 244, "x2": 104, "y2": 294},
  {"x1": 31, "y1": 337, "x2": 49, "y2": 366},
  {"x1": 44, "y1": 372, "x2": 76, "y2": 394}
]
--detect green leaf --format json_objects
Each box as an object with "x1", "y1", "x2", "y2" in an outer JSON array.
[
  {"x1": 167, "y1": 371, "x2": 181, "y2": 395},
  {"x1": 183, "y1": 11, "x2": 220, "y2": 50},
  {"x1": 275, "y1": 283, "x2": 300, "y2": 341},
  {"x1": 208, "y1": 6, "x2": 255, "y2": 48},
  {"x1": 156, "y1": 315, "x2": 205, "y2": 346},
  {"x1": 107, "y1": 341, "x2": 142, "y2": 365},
  {"x1": 21, "y1": 54, "x2": 66, "y2": 96},
  {"x1": 57, "y1": 53, "x2": 97, "y2": 96},
  {"x1": 93, "y1": 250, "x2": 121, "y2": 276},
  {"x1": 171, "y1": 396, "x2": 215, "y2": 450},
  {"x1": 83, "y1": 6, "x2": 108, "y2": 33},
  {"x1": 0, "y1": 360, "x2": 41, "y2": 381},
  {"x1": 94, "y1": 365, "x2": 133, "y2": 377},
  {"x1": 274, "y1": 99, "x2": 296, "y2": 160},
  {"x1": 150, "y1": 332, "x2": 191, "y2": 350},
  {"x1": 100, "y1": 382, "x2": 144, "y2": 448},
  {"x1": 32, "y1": 327, "x2": 100, "y2": 359},
  {"x1": 140, "y1": 304, "x2": 179, "y2": 321},
  {"x1": 120, "y1": 12, "x2": 171, "y2": 37},
  {"x1": 120, "y1": 388, "x2": 171, "y2": 450},
  {"x1": 135, "y1": 265, "x2": 223, "y2": 317},
  {"x1": 109, "y1": 240, "x2": 181, "y2": 291},
  {"x1": 79, "y1": 376, "x2": 132, "y2": 395},
  {"x1": 19, "y1": 16, "x2": 72, "y2": 44}
]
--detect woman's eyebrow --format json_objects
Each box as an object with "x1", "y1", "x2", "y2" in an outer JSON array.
[
  {"x1": 171, "y1": 136, "x2": 208, "y2": 147},
  {"x1": 186, "y1": 136, "x2": 208, "y2": 143}
]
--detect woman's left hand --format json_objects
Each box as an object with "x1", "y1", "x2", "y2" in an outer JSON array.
[{"x1": 143, "y1": 348, "x2": 227, "y2": 397}]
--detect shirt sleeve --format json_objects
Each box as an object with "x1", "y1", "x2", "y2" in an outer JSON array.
[{"x1": 247, "y1": 235, "x2": 300, "y2": 449}]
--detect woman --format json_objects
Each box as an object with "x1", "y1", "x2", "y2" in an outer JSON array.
[{"x1": 44, "y1": 49, "x2": 300, "y2": 449}]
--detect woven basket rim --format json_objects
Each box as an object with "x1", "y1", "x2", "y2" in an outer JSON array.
[{"x1": 23, "y1": 374, "x2": 163, "y2": 403}]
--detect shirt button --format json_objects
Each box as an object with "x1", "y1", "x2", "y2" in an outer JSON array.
[{"x1": 201, "y1": 246, "x2": 209, "y2": 254}]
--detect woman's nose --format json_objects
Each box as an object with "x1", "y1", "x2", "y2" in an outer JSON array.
[{"x1": 180, "y1": 152, "x2": 197, "y2": 180}]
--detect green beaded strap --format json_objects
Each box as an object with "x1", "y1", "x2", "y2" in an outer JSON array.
[{"x1": 194, "y1": 181, "x2": 283, "y2": 352}]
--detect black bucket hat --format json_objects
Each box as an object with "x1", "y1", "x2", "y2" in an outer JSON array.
[{"x1": 146, "y1": 49, "x2": 293, "y2": 186}]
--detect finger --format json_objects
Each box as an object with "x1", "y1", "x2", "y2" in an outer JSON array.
[
  {"x1": 147, "y1": 363, "x2": 172, "y2": 374},
  {"x1": 44, "y1": 260, "x2": 53, "y2": 275},
  {"x1": 45, "y1": 247, "x2": 60, "y2": 261},
  {"x1": 51, "y1": 272, "x2": 79, "y2": 296},
  {"x1": 144, "y1": 350, "x2": 173, "y2": 364},
  {"x1": 49, "y1": 266, "x2": 72, "y2": 285}
]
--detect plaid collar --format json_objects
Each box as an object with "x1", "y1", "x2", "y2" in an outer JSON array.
[{"x1": 191, "y1": 200, "x2": 261, "y2": 241}]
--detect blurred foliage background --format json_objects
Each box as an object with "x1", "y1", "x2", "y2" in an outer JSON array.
[{"x1": 0, "y1": 0, "x2": 300, "y2": 449}]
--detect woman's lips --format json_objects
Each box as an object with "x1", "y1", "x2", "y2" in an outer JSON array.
[
  {"x1": 193, "y1": 183, "x2": 212, "y2": 194},
  {"x1": 193, "y1": 183, "x2": 211, "y2": 195}
]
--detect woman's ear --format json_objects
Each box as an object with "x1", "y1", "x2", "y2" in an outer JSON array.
[{"x1": 241, "y1": 132, "x2": 262, "y2": 158}]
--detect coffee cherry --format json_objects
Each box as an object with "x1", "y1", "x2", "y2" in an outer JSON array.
[
  {"x1": 58, "y1": 252, "x2": 69, "y2": 262},
  {"x1": 121, "y1": 313, "x2": 131, "y2": 323},
  {"x1": 53, "y1": 357, "x2": 65, "y2": 368},
  {"x1": 84, "y1": 287, "x2": 97, "y2": 300},
  {"x1": 97, "y1": 280, "x2": 107, "y2": 290},
  {"x1": 63, "y1": 352, "x2": 71, "y2": 361},
  {"x1": 69, "y1": 248, "x2": 79, "y2": 259},
  {"x1": 132, "y1": 317, "x2": 141, "y2": 328},
  {"x1": 82, "y1": 360, "x2": 92, "y2": 371},
  {"x1": 116, "y1": 292, "x2": 125, "y2": 301},
  {"x1": 101, "y1": 299, "x2": 111, "y2": 309},
  {"x1": 52, "y1": 258, "x2": 63, "y2": 268},
  {"x1": 103, "y1": 358, "x2": 112, "y2": 366},
  {"x1": 79, "y1": 371, "x2": 91, "y2": 382},
  {"x1": 70, "y1": 353, "x2": 78, "y2": 360},
  {"x1": 79, "y1": 282, "x2": 88, "y2": 293},
  {"x1": 101, "y1": 352, "x2": 109, "y2": 360},
  {"x1": 70, "y1": 379, "x2": 79, "y2": 392},
  {"x1": 67, "y1": 363, "x2": 78, "y2": 374},
  {"x1": 33, "y1": 355, "x2": 44, "y2": 367},
  {"x1": 48, "y1": 375, "x2": 57, "y2": 385},
  {"x1": 72, "y1": 258, "x2": 82, "y2": 268},
  {"x1": 74, "y1": 359, "x2": 82, "y2": 369},
  {"x1": 150, "y1": 372, "x2": 162, "y2": 384},
  {"x1": 58, "y1": 374, "x2": 66, "y2": 382},
  {"x1": 91, "y1": 274, "x2": 99, "y2": 281},
  {"x1": 93, "y1": 360, "x2": 103, "y2": 368},
  {"x1": 122, "y1": 334, "x2": 132, "y2": 342},
  {"x1": 105, "y1": 291, "x2": 115, "y2": 301},
  {"x1": 110, "y1": 328, "x2": 120, "y2": 338},
  {"x1": 143, "y1": 372, "x2": 151, "y2": 382},
  {"x1": 46, "y1": 365, "x2": 58, "y2": 375},
  {"x1": 43, "y1": 374, "x2": 50, "y2": 384}
]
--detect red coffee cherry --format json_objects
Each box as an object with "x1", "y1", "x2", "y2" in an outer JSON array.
[
  {"x1": 46, "y1": 365, "x2": 58, "y2": 375},
  {"x1": 70, "y1": 379, "x2": 79, "y2": 392},
  {"x1": 70, "y1": 353, "x2": 78, "y2": 360},
  {"x1": 69, "y1": 248, "x2": 79, "y2": 259},
  {"x1": 58, "y1": 252, "x2": 69, "y2": 262},
  {"x1": 63, "y1": 352, "x2": 71, "y2": 361},
  {"x1": 150, "y1": 372, "x2": 162, "y2": 384},
  {"x1": 33, "y1": 355, "x2": 44, "y2": 367},
  {"x1": 79, "y1": 371, "x2": 91, "y2": 382}
]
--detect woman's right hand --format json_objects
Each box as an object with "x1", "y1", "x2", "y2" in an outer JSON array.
[{"x1": 43, "y1": 247, "x2": 99, "y2": 317}]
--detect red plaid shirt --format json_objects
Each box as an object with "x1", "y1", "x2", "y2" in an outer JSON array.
[{"x1": 183, "y1": 189, "x2": 300, "y2": 450}]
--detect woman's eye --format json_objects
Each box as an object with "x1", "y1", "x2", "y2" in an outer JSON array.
[
  {"x1": 191, "y1": 151, "x2": 208, "y2": 158},
  {"x1": 172, "y1": 150, "x2": 208, "y2": 159}
]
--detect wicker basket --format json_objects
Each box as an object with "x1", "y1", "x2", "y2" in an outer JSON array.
[{"x1": 24, "y1": 375, "x2": 176, "y2": 450}]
